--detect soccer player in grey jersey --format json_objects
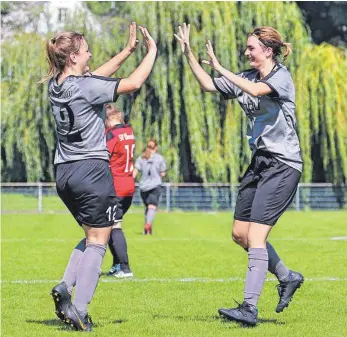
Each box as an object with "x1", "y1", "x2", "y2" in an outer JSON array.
[
  {"x1": 133, "y1": 139, "x2": 167, "y2": 235},
  {"x1": 175, "y1": 24, "x2": 304, "y2": 326},
  {"x1": 40, "y1": 23, "x2": 157, "y2": 331}
]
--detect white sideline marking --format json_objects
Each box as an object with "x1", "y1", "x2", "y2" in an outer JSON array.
[
  {"x1": 1, "y1": 237, "x2": 347, "y2": 243},
  {"x1": 1, "y1": 277, "x2": 347, "y2": 285},
  {"x1": 331, "y1": 236, "x2": 347, "y2": 241}
]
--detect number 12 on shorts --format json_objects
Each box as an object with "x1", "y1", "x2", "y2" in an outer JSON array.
[{"x1": 106, "y1": 205, "x2": 117, "y2": 222}]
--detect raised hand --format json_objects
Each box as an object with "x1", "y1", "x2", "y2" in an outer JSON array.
[
  {"x1": 139, "y1": 26, "x2": 157, "y2": 53},
  {"x1": 202, "y1": 40, "x2": 222, "y2": 72},
  {"x1": 126, "y1": 22, "x2": 139, "y2": 53},
  {"x1": 174, "y1": 22, "x2": 191, "y2": 54}
]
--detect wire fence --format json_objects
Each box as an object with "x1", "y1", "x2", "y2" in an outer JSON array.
[{"x1": 1, "y1": 182, "x2": 346, "y2": 213}]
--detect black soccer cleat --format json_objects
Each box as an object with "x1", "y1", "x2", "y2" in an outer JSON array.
[
  {"x1": 50, "y1": 281, "x2": 71, "y2": 322},
  {"x1": 62, "y1": 303, "x2": 93, "y2": 332},
  {"x1": 276, "y1": 270, "x2": 304, "y2": 313},
  {"x1": 218, "y1": 301, "x2": 258, "y2": 326}
]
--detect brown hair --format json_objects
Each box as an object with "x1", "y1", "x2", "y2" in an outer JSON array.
[
  {"x1": 142, "y1": 139, "x2": 158, "y2": 159},
  {"x1": 39, "y1": 31, "x2": 85, "y2": 83},
  {"x1": 249, "y1": 26, "x2": 292, "y2": 61}
]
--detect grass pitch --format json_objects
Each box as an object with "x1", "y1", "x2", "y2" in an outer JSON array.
[{"x1": 2, "y1": 209, "x2": 347, "y2": 337}]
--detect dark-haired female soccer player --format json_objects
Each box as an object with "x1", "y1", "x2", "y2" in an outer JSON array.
[
  {"x1": 175, "y1": 23, "x2": 304, "y2": 326},
  {"x1": 41, "y1": 22, "x2": 156, "y2": 331}
]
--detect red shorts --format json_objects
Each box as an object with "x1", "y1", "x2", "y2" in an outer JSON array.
[{"x1": 113, "y1": 176, "x2": 135, "y2": 197}]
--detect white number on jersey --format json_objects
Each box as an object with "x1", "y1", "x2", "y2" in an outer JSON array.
[{"x1": 124, "y1": 144, "x2": 135, "y2": 173}]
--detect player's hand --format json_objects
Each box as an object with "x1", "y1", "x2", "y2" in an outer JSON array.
[
  {"x1": 174, "y1": 22, "x2": 191, "y2": 55},
  {"x1": 126, "y1": 22, "x2": 139, "y2": 53},
  {"x1": 202, "y1": 40, "x2": 223, "y2": 73},
  {"x1": 139, "y1": 26, "x2": 157, "y2": 53}
]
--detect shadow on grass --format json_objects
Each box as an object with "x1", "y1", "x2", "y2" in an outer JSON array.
[
  {"x1": 220, "y1": 317, "x2": 285, "y2": 328},
  {"x1": 152, "y1": 314, "x2": 285, "y2": 327},
  {"x1": 26, "y1": 318, "x2": 128, "y2": 329},
  {"x1": 26, "y1": 319, "x2": 71, "y2": 331},
  {"x1": 26, "y1": 319, "x2": 62, "y2": 327},
  {"x1": 152, "y1": 314, "x2": 220, "y2": 323}
]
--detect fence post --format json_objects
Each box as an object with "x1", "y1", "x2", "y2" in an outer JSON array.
[
  {"x1": 295, "y1": 184, "x2": 300, "y2": 211},
  {"x1": 231, "y1": 184, "x2": 236, "y2": 211},
  {"x1": 38, "y1": 182, "x2": 43, "y2": 213},
  {"x1": 165, "y1": 183, "x2": 171, "y2": 212},
  {"x1": 166, "y1": 183, "x2": 171, "y2": 212}
]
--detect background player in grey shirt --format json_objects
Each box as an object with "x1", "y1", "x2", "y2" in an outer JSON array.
[
  {"x1": 175, "y1": 24, "x2": 303, "y2": 326},
  {"x1": 41, "y1": 23, "x2": 157, "y2": 331},
  {"x1": 133, "y1": 139, "x2": 167, "y2": 235}
]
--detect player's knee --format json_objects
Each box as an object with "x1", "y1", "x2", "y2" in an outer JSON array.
[
  {"x1": 232, "y1": 230, "x2": 247, "y2": 247},
  {"x1": 148, "y1": 204, "x2": 157, "y2": 210}
]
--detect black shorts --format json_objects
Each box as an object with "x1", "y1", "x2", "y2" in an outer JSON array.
[
  {"x1": 234, "y1": 151, "x2": 301, "y2": 226},
  {"x1": 114, "y1": 195, "x2": 133, "y2": 222},
  {"x1": 140, "y1": 186, "x2": 162, "y2": 207},
  {"x1": 55, "y1": 159, "x2": 118, "y2": 228}
]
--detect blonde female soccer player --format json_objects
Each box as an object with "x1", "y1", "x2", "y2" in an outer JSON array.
[{"x1": 41, "y1": 23, "x2": 157, "y2": 331}]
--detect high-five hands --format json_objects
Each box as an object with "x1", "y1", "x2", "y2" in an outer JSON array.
[
  {"x1": 174, "y1": 22, "x2": 191, "y2": 54},
  {"x1": 202, "y1": 40, "x2": 223, "y2": 73},
  {"x1": 139, "y1": 25, "x2": 157, "y2": 53},
  {"x1": 126, "y1": 22, "x2": 139, "y2": 53}
]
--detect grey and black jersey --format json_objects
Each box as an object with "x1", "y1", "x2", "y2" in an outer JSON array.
[
  {"x1": 48, "y1": 74, "x2": 120, "y2": 164},
  {"x1": 135, "y1": 153, "x2": 167, "y2": 192},
  {"x1": 213, "y1": 64, "x2": 303, "y2": 172}
]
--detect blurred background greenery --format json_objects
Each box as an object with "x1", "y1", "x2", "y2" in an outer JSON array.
[{"x1": 1, "y1": 1, "x2": 346, "y2": 184}]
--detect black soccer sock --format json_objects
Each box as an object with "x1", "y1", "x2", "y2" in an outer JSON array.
[
  {"x1": 108, "y1": 233, "x2": 120, "y2": 266},
  {"x1": 110, "y1": 228, "x2": 130, "y2": 271},
  {"x1": 62, "y1": 238, "x2": 86, "y2": 295},
  {"x1": 266, "y1": 242, "x2": 290, "y2": 281}
]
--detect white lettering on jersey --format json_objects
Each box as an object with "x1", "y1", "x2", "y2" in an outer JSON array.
[{"x1": 118, "y1": 133, "x2": 135, "y2": 141}]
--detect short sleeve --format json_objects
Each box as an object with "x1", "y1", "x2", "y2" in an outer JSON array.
[
  {"x1": 135, "y1": 157, "x2": 142, "y2": 171},
  {"x1": 212, "y1": 76, "x2": 238, "y2": 100},
  {"x1": 105, "y1": 129, "x2": 117, "y2": 153},
  {"x1": 77, "y1": 75, "x2": 120, "y2": 105},
  {"x1": 259, "y1": 67, "x2": 293, "y2": 100}
]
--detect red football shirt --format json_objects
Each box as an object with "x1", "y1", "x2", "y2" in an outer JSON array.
[{"x1": 105, "y1": 124, "x2": 136, "y2": 197}]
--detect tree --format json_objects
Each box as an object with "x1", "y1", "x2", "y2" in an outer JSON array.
[{"x1": 1, "y1": 2, "x2": 347, "y2": 184}]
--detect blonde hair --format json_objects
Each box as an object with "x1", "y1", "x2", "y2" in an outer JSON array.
[
  {"x1": 39, "y1": 31, "x2": 85, "y2": 83},
  {"x1": 142, "y1": 139, "x2": 158, "y2": 160},
  {"x1": 250, "y1": 26, "x2": 292, "y2": 61},
  {"x1": 105, "y1": 103, "x2": 124, "y2": 125}
]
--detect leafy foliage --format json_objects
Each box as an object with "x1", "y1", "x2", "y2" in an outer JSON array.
[{"x1": 1, "y1": 2, "x2": 346, "y2": 184}]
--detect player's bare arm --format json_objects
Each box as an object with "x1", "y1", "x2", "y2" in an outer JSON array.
[
  {"x1": 117, "y1": 26, "x2": 157, "y2": 94},
  {"x1": 132, "y1": 168, "x2": 139, "y2": 179},
  {"x1": 92, "y1": 22, "x2": 139, "y2": 77},
  {"x1": 174, "y1": 23, "x2": 217, "y2": 93},
  {"x1": 202, "y1": 40, "x2": 272, "y2": 97}
]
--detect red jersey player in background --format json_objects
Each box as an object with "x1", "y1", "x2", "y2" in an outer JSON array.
[{"x1": 104, "y1": 103, "x2": 136, "y2": 278}]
